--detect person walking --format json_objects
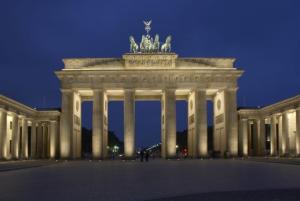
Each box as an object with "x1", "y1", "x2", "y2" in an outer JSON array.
[
  {"x1": 145, "y1": 150, "x2": 149, "y2": 162},
  {"x1": 140, "y1": 150, "x2": 144, "y2": 162}
]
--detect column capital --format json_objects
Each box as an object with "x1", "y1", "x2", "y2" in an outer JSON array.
[
  {"x1": 192, "y1": 87, "x2": 206, "y2": 92},
  {"x1": 7, "y1": 111, "x2": 18, "y2": 117},
  {"x1": 295, "y1": 106, "x2": 300, "y2": 111},
  {"x1": 60, "y1": 89, "x2": 73, "y2": 93},
  {"x1": 18, "y1": 114, "x2": 27, "y2": 120},
  {"x1": 241, "y1": 118, "x2": 248, "y2": 122},
  {"x1": 225, "y1": 87, "x2": 238, "y2": 92},
  {"x1": 163, "y1": 88, "x2": 176, "y2": 93},
  {"x1": 281, "y1": 110, "x2": 289, "y2": 116},
  {"x1": 93, "y1": 88, "x2": 104, "y2": 92},
  {"x1": 0, "y1": 107, "x2": 7, "y2": 113},
  {"x1": 49, "y1": 120, "x2": 57, "y2": 123},
  {"x1": 123, "y1": 88, "x2": 135, "y2": 92}
]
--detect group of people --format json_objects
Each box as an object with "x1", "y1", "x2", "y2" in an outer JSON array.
[{"x1": 137, "y1": 149, "x2": 150, "y2": 162}]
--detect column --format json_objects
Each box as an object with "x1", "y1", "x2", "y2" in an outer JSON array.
[
  {"x1": 50, "y1": 121, "x2": 57, "y2": 159},
  {"x1": 30, "y1": 120, "x2": 37, "y2": 159},
  {"x1": 42, "y1": 123, "x2": 47, "y2": 158},
  {"x1": 225, "y1": 89, "x2": 238, "y2": 156},
  {"x1": 92, "y1": 90, "x2": 104, "y2": 159},
  {"x1": 259, "y1": 117, "x2": 266, "y2": 156},
  {"x1": 11, "y1": 114, "x2": 19, "y2": 159},
  {"x1": 0, "y1": 109, "x2": 7, "y2": 159},
  {"x1": 296, "y1": 107, "x2": 300, "y2": 155},
  {"x1": 37, "y1": 123, "x2": 43, "y2": 158},
  {"x1": 60, "y1": 89, "x2": 73, "y2": 159},
  {"x1": 164, "y1": 89, "x2": 176, "y2": 158},
  {"x1": 240, "y1": 118, "x2": 248, "y2": 156},
  {"x1": 270, "y1": 115, "x2": 277, "y2": 156},
  {"x1": 187, "y1": 91, "x2": 196, "y2": 158},
  {"x1": 102, "y1": 94, "x2": 108, "y2": 158},
  {"x1": 21, "y1": 118, "x2": 28, "y2": 159},
  {"x1": 124, "y1": 89, "x2": 135, "y2": 158},
  {"x1": 282, "y1": 111, "x2": 289, "y2": 155},
  {"x1": 195, "y1": 89, "x2": 207, "y2": 157},
  {"x1": 252, "y1": 120, "x2": 259, "y2": 156}
]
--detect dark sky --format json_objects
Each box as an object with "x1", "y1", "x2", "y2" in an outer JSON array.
[{"x1": 1, "y1": 0, "x2": 300, "y2": 147}]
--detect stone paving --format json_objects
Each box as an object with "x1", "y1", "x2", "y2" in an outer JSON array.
[{"x1": 0, "y1": 159, "x2": 300, "y2": 201}]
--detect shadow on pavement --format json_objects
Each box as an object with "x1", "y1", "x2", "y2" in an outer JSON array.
[{"x1": 146, "y1": 188, "x2": 300, "y2": 201}]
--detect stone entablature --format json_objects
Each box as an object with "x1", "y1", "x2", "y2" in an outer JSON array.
[
  {"x1": 0, "y1": 95, "x2": 60, "y2": 121},
  {"x1": 62, "y1": 54, "x2": 237, "y2": 70},
  {"x1": 56, "y1": 69, "x2": 242, "y2": 90},
  {"x1": 238, "y1": 95, "x2": 300, "y2": 119}
]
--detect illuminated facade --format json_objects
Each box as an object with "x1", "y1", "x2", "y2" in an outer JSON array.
[
  {"x1": 55, "y1": 53, "x2": 243, "y2": 159},
  {"x1": 1, "y1": 22, "x2": 299, "y2": 160},
  {"x1": 1, "y1": 56, "x2": 300, "y2": 160},
  {"x1": 238, "y1": 95, "x2": 300, "y2": 157},
  {"x1": 0, "y1": 95, "x2": 60, "y2": 160}
]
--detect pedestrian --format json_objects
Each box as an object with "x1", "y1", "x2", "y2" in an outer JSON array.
[
  {"x1": 145, "y1": 150, "x2": 149, "y2": 162},
  {"x1": 140, "y1": 150, "x2": 144, "y2": 162}
]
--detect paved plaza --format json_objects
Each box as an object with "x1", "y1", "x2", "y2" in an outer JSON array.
[{"x1": 0, "y1": 159, "x2": 300, "y2": 201}]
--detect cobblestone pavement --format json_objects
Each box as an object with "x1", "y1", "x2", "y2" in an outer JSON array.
[{"x1": 0, "y1": 159, "x2": 300, "y2": 201}]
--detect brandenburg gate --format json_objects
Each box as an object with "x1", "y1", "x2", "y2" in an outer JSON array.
[{"x1": 55, "y1": 21, "x2": 243, "y2": 159}]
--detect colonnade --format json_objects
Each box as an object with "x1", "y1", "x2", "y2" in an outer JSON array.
[
  {"x1": 60, "y1": 88, "x2": 239, "y2": 159},
  {"x1": 0, "y1": 107, "x2": 59, "y2": 160},
  {"x1": 239, "y1": 106, "x2": 300, "y2": 157}
]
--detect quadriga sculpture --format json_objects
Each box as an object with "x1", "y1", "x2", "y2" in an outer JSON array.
[
  {"x1": 161, "y1": 35, "x2": 172, "y2": 52},
  {"x1": 129, "y1": 36, "x2": 139, "y2": 53}
]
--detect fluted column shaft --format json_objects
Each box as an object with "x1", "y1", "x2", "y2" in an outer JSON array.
[
  {"x1": 60, "y1": 90, "x2": 73, "y2": 159},
  {"x1": 240, "y1": 118, "x2": 248, "y2": 156},
  {"x1": 282, "y1": 112, "x2": 289, "y2": 155},
  {"x1": 0, "y1": 109, "x2": 7, "y2": 159},
  {"x1": 164, "y1": 89, "x2": 176, "y2": 158},
  {"x1": 259, "y1": 117, "x2": 266, "y2": 156},
  {"x1": 253, "y1": 120, "x2": 259, "y2": 155},
  {"x1": 270, "y1": 115, "x2": 277, "y2": 156},
  {"x1": 50, "y1": 121, "x2": 58, "y2": 159},
  {"x1": 296, "y1": 107, "x2": 300, "y2": 155},
  {"x1": 37, "y1": 123, "x2": 43, "y2": 158},
  {"x1": 21, "y1": 118, "x2": 28, "y2": 159},
  {"x1": 11, "y1": 114, "x2": 19, "y2": 159},
  {"x1": 225, "y1": 89, "x2": 238, "y2": 156},
  {"x1": 30, "y1": 121, "x2": 37, "y2": 159},
  {"x1": 92, "y1": 90, "x2": 104, "y2": 159},
  {"x1": 195, "y1": 89, "x2": 207, "y2": 157},
  {"x1": 124, "y1": 89, "x2": 135, "y2": 158}
]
